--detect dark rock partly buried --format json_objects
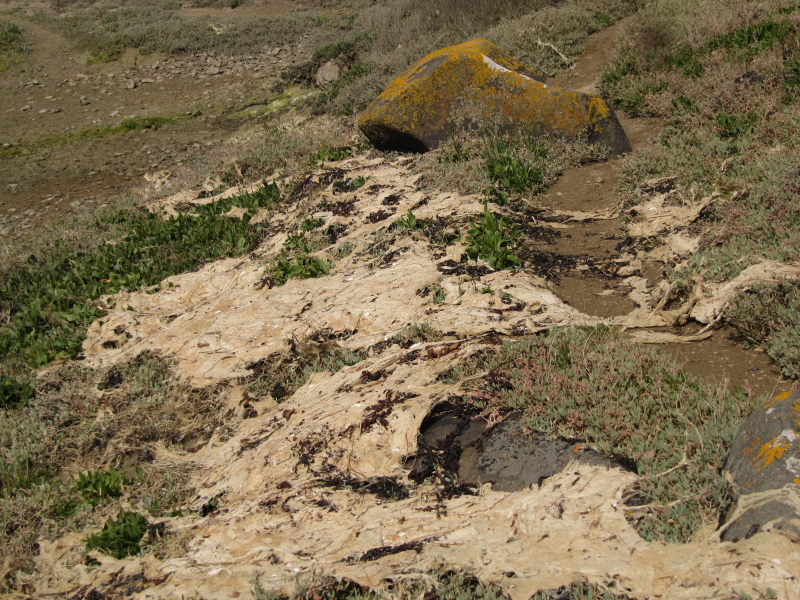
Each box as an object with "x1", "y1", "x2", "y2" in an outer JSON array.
[
  {"x1": 721, "y1": 389, "x2": 800, "y2": 542},
  {"x1": 358, "y1": 38, "x2": 630, "y2": 155},
  {"x1": 408, "y1": 407, "x2": 625, "y2": 492}
]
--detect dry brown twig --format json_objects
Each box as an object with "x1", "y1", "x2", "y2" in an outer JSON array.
[{"x1": 536, "y1": 38, "x2": 574, "y2": 67}]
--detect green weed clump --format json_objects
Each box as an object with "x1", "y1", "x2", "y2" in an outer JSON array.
[
  {"x1": 75, "y1": 467, "x2": 125, "y2": 506},
  {"x1": 418, "y1": 284, "x2": 447, "y2": 304},
  {"x1": 459, "y1": 326, "x2": 752, "y2": 542},
  {"x1": 0, "y1": 375, "x2": 35, "y2": 410},
  {"x1": 423, "y1": 128, "x2": 606, "y2": 201},
  {"x1": 465, "y1": 207, "x2": 520, "y2": 270},
  {"x1": 391, "y1": 209, "x2": 425, "y2": 232},
  {"x1": 265, "y1": 233, "x2": 331, "y2": 287},
  {"x1": 85, "y1": 510, "x2": 148, "y2": 559},
  {"x1": 0, "y1": 183, "x2": 279, "y2": 369},
  {"x1": 0, "y1": 20, "x2": 28, "y2": 70},
  {"x1": 484, "y1": 138, "x2": 546, "y2": 195},
  {"x1": 726, "y1": 281, "x2": 800, "y2": 379},
  {"x1": 309, "y1": 145, "x2": 353, "y2": 167}
]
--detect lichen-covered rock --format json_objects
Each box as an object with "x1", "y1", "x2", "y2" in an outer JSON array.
[
  {"x1": 722, "y1": 389, "x2": 800, "y2": 541},
  {"x1": 358, "y1": 38, "x2": 630, "y2": 155}
]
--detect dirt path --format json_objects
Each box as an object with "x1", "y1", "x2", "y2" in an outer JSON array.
[{"x1": 534, "y1": 26, "x2": 789, "y2": 398}]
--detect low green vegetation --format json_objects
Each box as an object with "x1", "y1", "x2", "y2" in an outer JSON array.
[
  {"x1": 0, "y1": 375, "x2": 35, "y2": 409},
  {"x1": 465, "y1": 206, "x2": 520, "y2": 270},
  {"x1": 418, "y1": 283, "x2": 447, "y2": 304},
  {"x1": 390, "y1": 322, "x2": 443, "y2": 347},
  {"x1": 726, "y1": 281, "x2": 800, "y2": 379},
  {"x1": 75, "y1": 467, "x2": 125, "y2": 506},
  {"x1": 85, "y1": 510, "x2": 148, "y2": 559},
  {"x1": 601, "y1": 0, "x2": 800, "y2": 374},
  {"x1": 0, "y1": 20, "x2": 29, "y2": 70},
  {"x1": 391, "y1": 209, "x2": 425, "y2": 232},
  {"x1": 484, "y1": 137, "x2": 547, "y2": 195},
  {"x1": 423, "y1": 128, "x2": 607, "y2": 202},
  {"x1": 1, "y1": 353, "x2": 218, "y2": 585},
  {"x1": 0, "y1": 183, "x2": 278, "y2": 369},
  {"x1": 309, "y1": 145, "x2": 354, "y2": 167},
  {"x1": 265, "y1": 233, "x2": 331, "y2": 287},
  {"x1": 453, "y1": 326, "x2": 752, "y2": 542}
]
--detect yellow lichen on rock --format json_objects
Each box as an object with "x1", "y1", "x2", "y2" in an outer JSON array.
[{"x1": 358, "y1": 38, "x2": 630, "y2": 155}]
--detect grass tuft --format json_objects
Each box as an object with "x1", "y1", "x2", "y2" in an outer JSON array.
[
  {"x1": 726, "y1": 281, "x2": 800, "y2": 379},
  {"x1": 0, "y1": 20, "x2": 29, "y2": 71},
  {"x1": 85, "y1": 510, "x2": 148, "y2": 560},
  {"x1": 465, "y1": 206, "x2": 520, "y2": 270},
  {"x1": 245, "y1": 341, "x2": 365, "y2": 402},
  {"x1": 75, "y1": 467, "x2": 125, "y2": 506},
  {"x1": 0, "y1": 375, "x2": 35, "y2": 410}
]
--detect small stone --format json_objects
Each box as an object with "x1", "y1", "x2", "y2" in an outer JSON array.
[
  {"x1": 124, "y1": 78, "x2": 137, "y2": 90},
  {"x1": 20, "y1": 105, "x2": 31, "y2": 111},
  {"x1": 315, "y1": 60, "x2": 340, "y2": 89},
  {"x1": 79, "y1": 96, "x2": 90, "y2": 105},
  {"x1": 38, "y1": 108, "x2": 48, "y2": 114}
]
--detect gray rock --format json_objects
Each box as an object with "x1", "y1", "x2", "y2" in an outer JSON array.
[
  {"x1": 457, "y1": 412, "x2": 620, "y2": 490},
  {"x1": 409, "y1": 409, "x2": 625, "y2": 491},
  {"x1": 315, "y1": 59, "x2": 340, "y2": 89},
  {"x1": 721, "y1": 389, "x2": 800, "y2": 541}
]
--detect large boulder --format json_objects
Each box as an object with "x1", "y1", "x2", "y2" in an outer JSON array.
[
  {"x1": 358, "y1": 38, "x2": 630, "y2": 155},
  {"x1": 721, "y1": 389, "x2": 800, "y2": 541}
]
